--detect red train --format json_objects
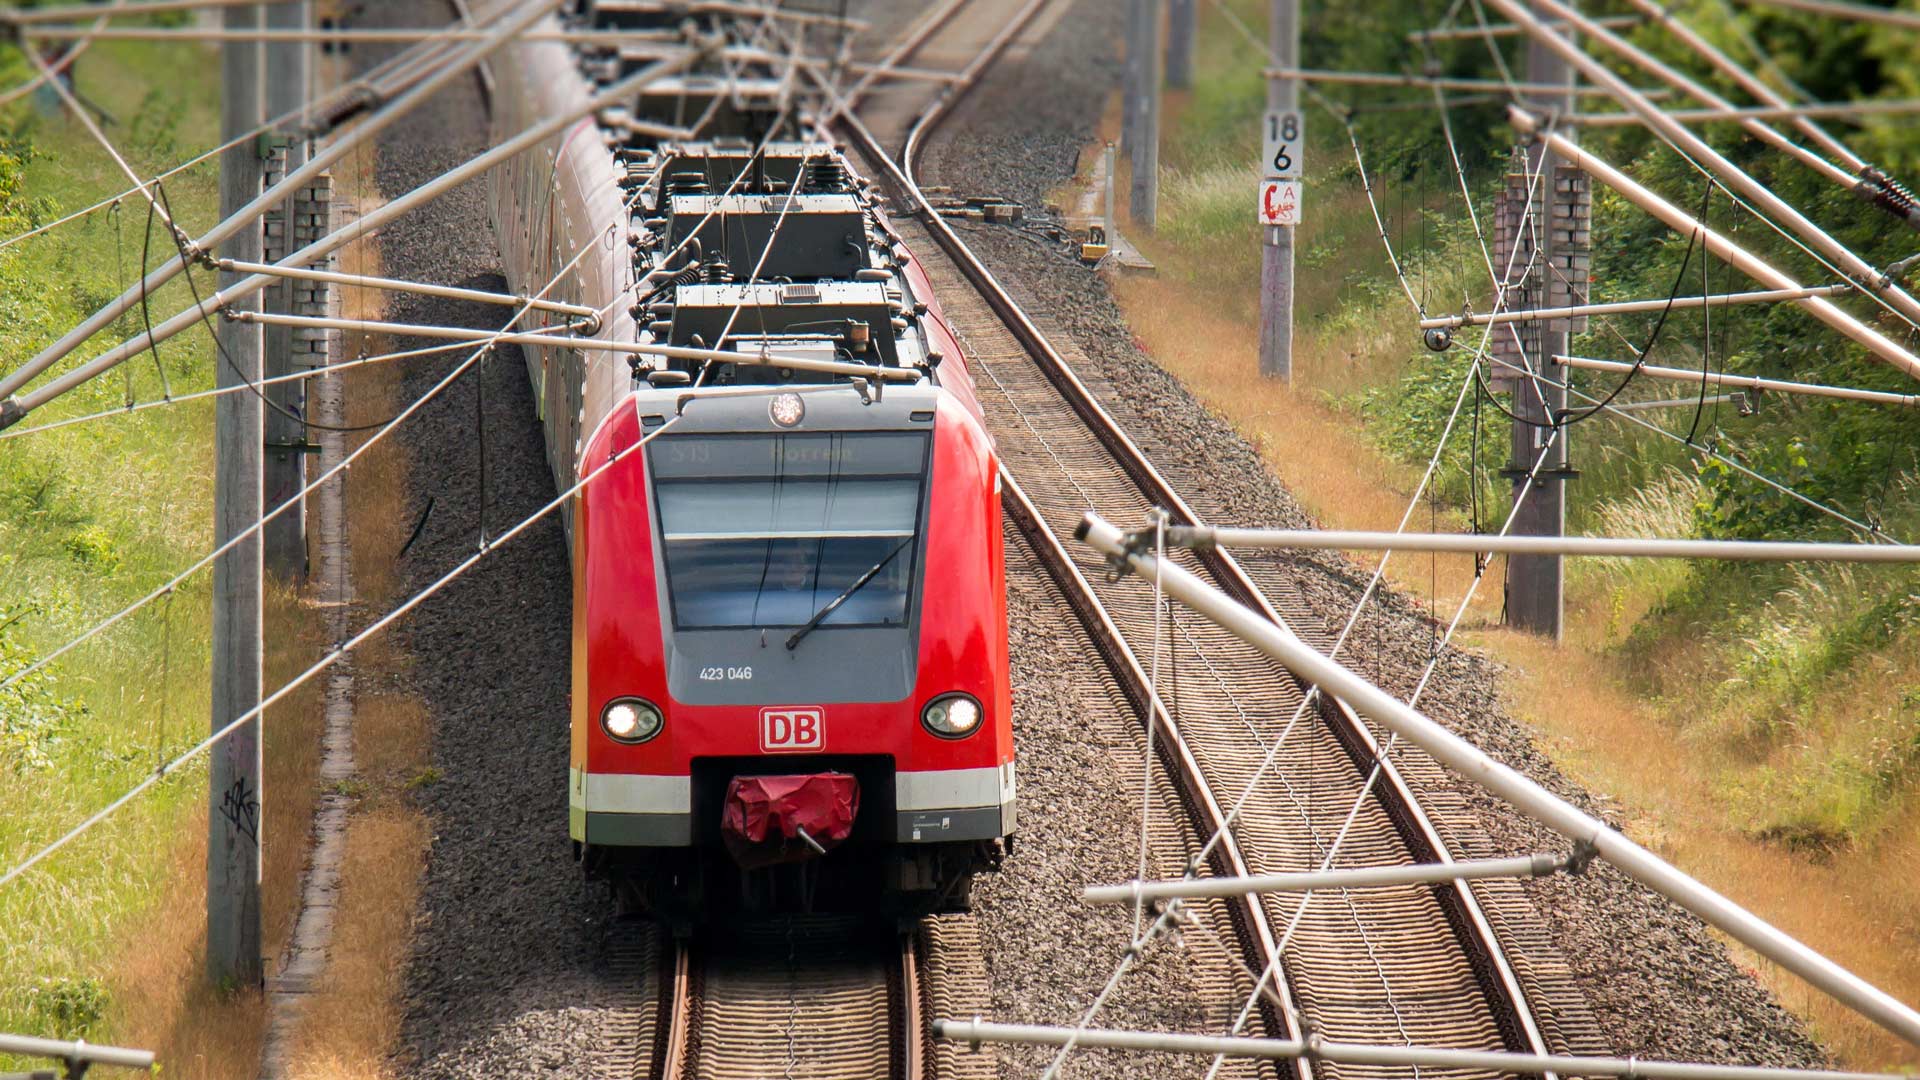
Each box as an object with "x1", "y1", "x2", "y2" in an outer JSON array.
[{"x1": 488, "y1": 3, "x2": 1013, "y2": 917}]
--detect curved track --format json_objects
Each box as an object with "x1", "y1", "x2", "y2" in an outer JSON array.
[{"x1": 830, "y1": 1, "x2": 1564, "y2": 1072}]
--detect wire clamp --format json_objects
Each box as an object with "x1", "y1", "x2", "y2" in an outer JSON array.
[{"x1": 176, "y1": 230, "x2": 214, "y2": 269}]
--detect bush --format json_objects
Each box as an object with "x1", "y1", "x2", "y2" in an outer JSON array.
[
  {"x1": 25, "y1": 976, "x2": 108, "y2": 1040},
  {"x1": 0, "y1": 608, "x2": 91, "y2": 773}
]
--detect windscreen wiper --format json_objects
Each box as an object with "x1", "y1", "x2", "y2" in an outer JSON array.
[{"x1": 784, "y1": 535, "x2": 915, "y2": 651}]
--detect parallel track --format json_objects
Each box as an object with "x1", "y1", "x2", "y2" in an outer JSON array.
[{"x1": 832, "y1": 1, "x2": 1557, "y2": 1072}]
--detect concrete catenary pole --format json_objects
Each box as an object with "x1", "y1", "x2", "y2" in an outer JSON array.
[
  {"x1": 1166, "y1": 0, "x2": 1195, "y2": 90},
  {"x1": 262, "y1": 0, "x2": 310, "y2": 580},
  {"x1": 1127, "y1": 0, "x2": 1161, "y2": 228},
  {"x1": 1258, "y1": 0, "x2": 1298, "y2": 379},
  {"x1": 1506, "y1": 0, "x2": 1572, "y2": 639},
  {"x1": 209, "y1": 0, "x2": 265, "y2": 991}
]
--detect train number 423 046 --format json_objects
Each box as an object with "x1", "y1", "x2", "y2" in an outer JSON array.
[{"x1": 698, "y1": 666, "x2": 753, "y2": 681}]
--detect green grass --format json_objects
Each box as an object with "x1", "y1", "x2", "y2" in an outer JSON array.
[{"x1": 0, "y1": 33, "x2": 229, "y2": 1049}]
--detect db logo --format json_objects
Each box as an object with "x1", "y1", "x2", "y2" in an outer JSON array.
[{"x1": 760, "y1": 707, "x2": 824, "y2": 752}]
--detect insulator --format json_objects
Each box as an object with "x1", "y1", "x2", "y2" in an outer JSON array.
[
  {"x1": 805, "y1": 156, "x2": 849, "y2": 193},
  {"x1": 645, "y1": 320, "x2": 672, "y2": 337},
  {"x1": 854, "y1": 268, "x2": 890, "y2": 283},
  {"x1": 703, "y1": 260, "x2": 732, "y2": 284}
]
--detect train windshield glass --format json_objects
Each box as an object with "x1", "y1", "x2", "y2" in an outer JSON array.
[{"x1": 649, "y1": 432, "x2": 930, "y2": 630}]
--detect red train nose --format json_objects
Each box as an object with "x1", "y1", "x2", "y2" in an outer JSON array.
[{"x1": 720, "y1": 774, "x2": 861, "y2": 870}]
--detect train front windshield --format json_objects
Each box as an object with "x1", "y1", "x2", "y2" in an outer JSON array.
[{"x1": 649, "y1": 431, "x2": 931, "y2": 630}]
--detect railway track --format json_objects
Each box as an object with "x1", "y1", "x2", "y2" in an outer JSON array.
[
  {"x1": 832, "y1": 0, "x2": 1573, "y2": 1072},
  {"x1": 606, "y1": 918, "x2": 926, "y2": 1080}
]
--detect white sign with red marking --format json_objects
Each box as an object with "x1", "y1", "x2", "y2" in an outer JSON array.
[
  {"x1": 1259, "y1": 179, "x2": 1301, "y2": 226},
  {"x1": 760, "y1": 706, "x2": 824, "y2": 752}
]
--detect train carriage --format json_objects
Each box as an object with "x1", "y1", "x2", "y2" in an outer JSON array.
[{"x1": 486, "y1": 3, "x2": 1014, "y2": 917}]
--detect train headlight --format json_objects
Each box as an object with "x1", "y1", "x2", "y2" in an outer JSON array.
[
  {"x1": 601, "y1": 697, "x2": 663, "y2": 744},
  {"x1": 921, "y1": 693, "x2": 983, "y2": 739}
]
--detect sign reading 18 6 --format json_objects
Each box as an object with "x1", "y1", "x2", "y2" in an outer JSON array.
[{"x1": 1263, "y1": 109, "x2": 1303, "y2": 179}]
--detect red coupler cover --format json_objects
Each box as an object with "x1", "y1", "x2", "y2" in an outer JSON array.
[{"x1": 720, "y1": 773, "x2": 860, "y2": 869}]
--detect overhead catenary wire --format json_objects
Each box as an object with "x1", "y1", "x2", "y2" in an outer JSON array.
[
  {"x1": 1482, "y1": 0, "x2": 1920, "y2": 335},
  {"x1": 0, "y1": 29, "x2": 851, "y2": 694},
  {"x1": 1553, "y1": 353, "x2": 1920, "y2": 407},
  {"x1": 1564, "y1": 97, "x2": 1920, "y2": 128},
  {"x1": 1220, "y1": 0, "x2": 1560, "y2": 949},
  {"x1": 1078, "y1": 509, "x2": 1920, "y2": 1050},
  {"x1": 0, "y1": 45, "x2": 702, "y2": 427},
  {"x1": 0, "y1": 339, "x2": 482, "y2": 439},
  {"x1": 1488, "y1": 352, "x2": 1899, "y2": 540},
  {"x1": 1048, "y1": 8, "x2": 1565, "y2": 1071},
  {"x1": 1724, "y1": 0, "x2": 1920, "y2": 30},
  {"x1": 0, "y1": 161, "x2": 673, "y2": 695},
  {"x1": 1418, "y1": 282, "x2": 1853, "y2": 329},
  {"x1": 0, "y1": 0, "x2": 132, "y2": 110},
  {"x1": 0, "y1": 0, "x2": 571, "y2": 414},
  {"x1": 0, "y1": 0, "x2": 303, "y2": 24},
  {"x1": 0, "y1": 408, "x2": 686, "y2": 894},
  {"x1": 0, "y1": 30, "x2": 469, "y2": 256},
  {"x1": 1511, "y1": 108, "x2": 1920, "y2": 375}
]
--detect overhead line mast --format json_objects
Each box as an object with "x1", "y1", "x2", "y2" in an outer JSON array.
[{"x1": 208, "y1": 0, "x2": 265, "y2": 994}]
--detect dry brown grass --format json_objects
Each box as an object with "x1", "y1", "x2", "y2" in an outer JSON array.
[
  {"x1": 282, "y1": 681, "x2": 431, "y2": 1080},
  {"x1": 103, "y1": 584, "x2": 329, "y2": 1079}
]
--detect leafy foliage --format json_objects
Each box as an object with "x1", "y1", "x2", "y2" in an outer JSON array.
[{"x1": 0, "y1": 607, "x2": 90, "y2": 773}]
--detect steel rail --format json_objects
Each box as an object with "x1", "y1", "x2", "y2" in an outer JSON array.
[
  {"x1": 654, "y1": 929, "x2": 921, "y2": 1080},
  {"x1": 658, "y1": 938, "x2": 692, "y2": 1080},
  {"x1": 829, "y1": 4, "x2": 1551, "y2": 1071},
  {"x1": 898, "y1": 933, "x2": 927, "y2": 1080}
]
